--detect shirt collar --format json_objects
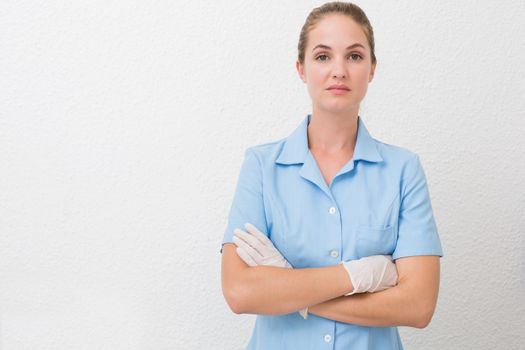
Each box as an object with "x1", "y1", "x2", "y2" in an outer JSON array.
[{"x1": 275, "y1": 114, "x2": 383, "y2": 165}]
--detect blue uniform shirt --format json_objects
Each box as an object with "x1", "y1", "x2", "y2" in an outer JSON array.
[{"x1": 221, "y1": 114, "x2": 443, "y2": 350}]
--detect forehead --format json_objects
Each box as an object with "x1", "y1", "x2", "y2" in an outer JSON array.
[{"x1": 307, "y1": 14, "x2": 369, "y2": 50}]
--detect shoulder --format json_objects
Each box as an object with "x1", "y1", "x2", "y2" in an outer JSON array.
[
  {"x1": 373, "y1": 139, "x2": 427, "y2": 188},
  {"x1": 375, "y1": 139, "x2": 419, "y2": 164},
  {"x1": 244, "y1": 138, "x2": 287, "y2": 164}
]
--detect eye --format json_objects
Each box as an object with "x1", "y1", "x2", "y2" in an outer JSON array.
[{"x1": 315, "y1": 53, "x2": 363, "y2": 62}]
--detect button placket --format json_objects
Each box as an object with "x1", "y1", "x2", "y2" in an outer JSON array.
[{"x1": 328, "y1": 204, "x2": 340, "y2": 262}]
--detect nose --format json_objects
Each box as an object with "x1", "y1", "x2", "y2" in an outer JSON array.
[{"x1": 332, "y1": 59, "x2": 347, "y2": 79}]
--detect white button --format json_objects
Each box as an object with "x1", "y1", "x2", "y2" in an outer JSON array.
[
  {"x1": 329, "y1": 206, "x2": 336, "y2": 214},
  {"x1": 324, "y1": 334, "x2": 332, "y2": 342},
  {"x1": 330, "y1": 250, "x2": 339, "y2": 258}
]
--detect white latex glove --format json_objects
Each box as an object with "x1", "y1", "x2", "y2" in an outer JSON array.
[
  {"x1": 341, "y1": 255, "x2": 398, "y2": 296},
  {"x1": 232, "y1": 223, "x2": 309, "y2": 319},
  {"x1": 233, "y1": 223, "x2": 292, "y2": 268}
]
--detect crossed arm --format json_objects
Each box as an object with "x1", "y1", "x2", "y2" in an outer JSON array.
[{"x1": 221, "y1": 243, "x2": 440, "y2": 328}]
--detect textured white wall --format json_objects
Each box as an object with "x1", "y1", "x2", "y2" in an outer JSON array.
[{"x1": 1, "y1": 1, "x2": 524, "y2": 349}]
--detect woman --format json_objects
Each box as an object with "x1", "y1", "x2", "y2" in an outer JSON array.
[{"x1": 221, "y1": 2, "x2": 443, "y2": 349}]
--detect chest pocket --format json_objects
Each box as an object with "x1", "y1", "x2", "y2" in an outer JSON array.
[{"x1": 355, "y1": 225, "x2": 397, "y2": 259}]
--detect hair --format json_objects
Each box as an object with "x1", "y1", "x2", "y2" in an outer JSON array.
[{"x1": 297, "y1": 2, "x2": 376, "y2": 66}]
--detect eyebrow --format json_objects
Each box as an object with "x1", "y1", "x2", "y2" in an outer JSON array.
[{"x1": 312, "y1": 43, "x2": 365, "y2": 52}]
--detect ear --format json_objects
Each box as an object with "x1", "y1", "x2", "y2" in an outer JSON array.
[
  {"x1": 368, "y1": 62, "x2": 376, "y2": 83},
  {"x1": 296, "y1": 60, "x2": 306, "y2": 83}
]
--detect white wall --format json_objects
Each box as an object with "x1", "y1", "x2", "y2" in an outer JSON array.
[{"x1": 1, "y1": 1, "x2": 524, "y2": 349}]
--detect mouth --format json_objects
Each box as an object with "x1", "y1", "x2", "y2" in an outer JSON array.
[
  {"x1": 327, "y1": 88, "x2": 351, "y2": 94},
  {"x1": 327, "y1": 84, "x2": 351, "y2": 91}
]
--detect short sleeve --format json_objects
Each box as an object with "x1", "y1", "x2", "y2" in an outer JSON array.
[
  {"x1": 392, "y1": 154, "x2": 444, "y2": 260},
  {"x1": 220, "y1": 148, "x2": 268, "y2": 254}
]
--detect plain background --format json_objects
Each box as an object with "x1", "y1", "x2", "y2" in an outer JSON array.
[{"x1": 1, "y1": 1, "x2": 524, "y2": 349}]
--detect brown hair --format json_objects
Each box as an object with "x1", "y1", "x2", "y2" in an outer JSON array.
[{"x1": 297, "y1": 2, "x2": 376, "y2": 66}]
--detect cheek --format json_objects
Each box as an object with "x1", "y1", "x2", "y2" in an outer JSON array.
[
  {"x1": 354, "y1": 67, "x2": 372, "y2": 84},
  {"x1": 348, "y1": 75, "x2": 370, "y2": 96},
  {"x1": 309, "y1": 69, "x2": 325, "y2": 85},
  {"x1": 306, "y1": 73, "x2": 325, "y2": 95}
]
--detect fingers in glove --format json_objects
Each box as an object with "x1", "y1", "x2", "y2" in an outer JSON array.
[
  {"x1": 232, "y1": 233, "x2": 265, "y2": 264},
  {"x1": 233, "y1": 228, "x2": 266, "y2": 256},
  {"x1": 244, "y1": 223, "x2": 273, "y2": 247},
  {"x1": 369, "y1": 263, "x2": 388, "y2": 292},
  {"x1": 236, "y1": 246, "x2": 258, "y2": 267}
]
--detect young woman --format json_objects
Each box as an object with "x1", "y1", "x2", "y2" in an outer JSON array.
[{"x1": 220, "y1": 2, "x2": 443, "y2": 349}]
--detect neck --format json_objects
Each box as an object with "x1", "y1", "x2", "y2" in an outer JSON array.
[{"x1": 307, "y1": 107, "x2": 359, "y2": 153}]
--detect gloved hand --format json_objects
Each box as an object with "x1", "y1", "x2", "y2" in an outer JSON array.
[
  {"x1": 341, "y1": 255, "x2": 398, "y2": 296},
  {"x1": 233, "y1": 223, "x2": 292, "y2": 268},
  {"x1": 232, "y1": 223, "x2": 309, "y2": 319}
]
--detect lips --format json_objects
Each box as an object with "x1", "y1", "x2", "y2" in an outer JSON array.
[{"x1": 327, "y1": 84, "x2": 350, "y2": 91}]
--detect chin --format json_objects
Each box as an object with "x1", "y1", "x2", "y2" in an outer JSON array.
[{"x1": 322, "y1": 101, "x2": 358, "y2": 113}]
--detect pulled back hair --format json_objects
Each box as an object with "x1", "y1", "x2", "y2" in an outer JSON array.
[{"x1": 297, "y1": 2, "x2": 376, "y2": 65}]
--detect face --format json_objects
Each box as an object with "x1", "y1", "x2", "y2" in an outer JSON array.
[{"x1": 296, "y1": 14, "x2": 376, "y2": 115}]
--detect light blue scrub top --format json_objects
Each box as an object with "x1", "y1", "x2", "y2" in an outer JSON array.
[{"x1": 221, "y1": 114, "x2": 443, "y2": 350}]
